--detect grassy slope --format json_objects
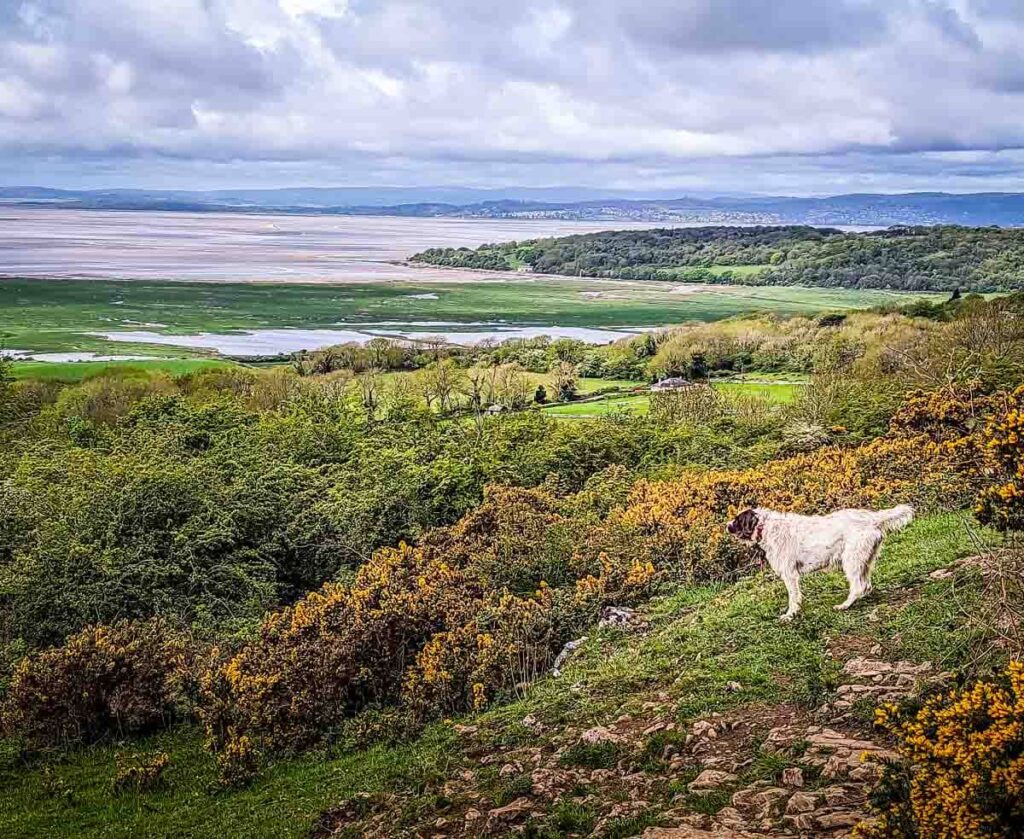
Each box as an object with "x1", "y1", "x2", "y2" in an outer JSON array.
[
  {"x1": 9, "y1": 359, "x2": 236, "y2": 382},
  {"x1": 713, "y1": 380, "x2": 802, "y2": 403},
  {"x1": 0, "y1": 277, "x2": 940, "y2": 355},
  {"x1": 543, "y1": 394, "x2": 651, "y2": 417},
  {"x1": 0, "y1": 512, "x2": 996, "y2": 839},
  {"x1": 542, "y1": 380, "x2": 800, "y2": 418}
]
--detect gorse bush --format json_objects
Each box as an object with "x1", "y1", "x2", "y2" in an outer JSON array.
[
  {"x1": 975, "y1": 385, "x2": 1024, "y2": 531},
  {"x1": 0, "y1": 619, "x2": 190, "y2": 749},
  {"x1": 889, "y1": 384, "x2": 1005, "y2": 443},
  {"x1": 200, "y1": 486, "x2": 585, "y2": 769},
  {"x1": 857, "y1": 661, "x2": 1024, "y2": 839},
  {"x1": 112, "y1": 750, "x2": 170, "y2": 794}
]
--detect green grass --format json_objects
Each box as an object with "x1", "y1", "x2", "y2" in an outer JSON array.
[
  {"x1": 0, "y1": 726, "x2": 460, "y2": 839},
  {"x1": 9, "y1": 359, "x2": 235, "y2": 382},
  {"x1": 0, "y1": 278, "x2": 942, "y2": 355},
  {"x1": 713, "y1": 380, "x2": 802, "y2": 403},
  {"x1": 542, "y1": 393, "x2": 650, "y2": 417},
  {"x1": 540, "y1": 378, "x2": 800, "y2": 417},
  {"x1": 0, "y1": 513, "x2": 997, "y2": 839}
]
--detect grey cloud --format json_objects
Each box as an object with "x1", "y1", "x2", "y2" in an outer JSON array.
[
  {"x1": 611, "y1": 0, "x2": 889, "y2": 54},
  {"x1": 3, "y1": 0, "x2": 1024, "y2": 191}
]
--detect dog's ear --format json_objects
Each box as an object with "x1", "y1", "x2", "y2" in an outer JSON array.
[
  {"x1": 738, "y1": 508, "x2": 759, "y2": 539},
  {"x1": 727, "y1": 508, "x2": 758, "y2": 540}
]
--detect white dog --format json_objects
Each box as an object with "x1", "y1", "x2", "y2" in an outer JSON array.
[{"x1": 726, "y1": 505, "x2": 914, "y2": 621}]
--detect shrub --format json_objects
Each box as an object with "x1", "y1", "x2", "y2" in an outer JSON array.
[
  {"x1": 0, "y1": 619, "x2": 190, "y2": 749},
  {"x1": 200, "y1": 542, "x2": 491, "y2": 776},
  {"x1": 975, "y1": 385, "x2": 1024, "y2": 531},
  {"x1": 857, "y1": 662, "x2": 1024, "y2": 839},
  {"x1": 889, "y1": 384, "x2": 1004, "y2": 443},
  {"x1": 112, "y1": 751, "x2": 170, "y2": 794}
]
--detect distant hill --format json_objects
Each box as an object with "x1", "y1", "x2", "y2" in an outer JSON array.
[{"x1": 7, "y1": 187, "x2": 1024, "y2": 226}]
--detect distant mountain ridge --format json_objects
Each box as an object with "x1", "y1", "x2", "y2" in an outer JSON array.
[{"x1": 5, "y1": 186, "x2": 1024, "y2": 225}]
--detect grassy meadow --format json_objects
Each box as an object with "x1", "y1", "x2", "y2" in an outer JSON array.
[
  {"x1": 540, "y1": 378, "x2": 803, "y2": 419},
  {"x1": 9, "y1": 359, "x2": 236, "y2": 382},
  {"x1": 0, "y1": 277, "x2": 942, "y2": 356}
]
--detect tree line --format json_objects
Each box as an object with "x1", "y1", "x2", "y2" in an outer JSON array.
[{"x1": 411, "y1": 225, "x2": 1024, "y2": 292}]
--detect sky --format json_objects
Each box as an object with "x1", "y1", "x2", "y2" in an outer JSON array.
[{"x1": 4, "y1": 0, "x2": 1024, "y2": 195}]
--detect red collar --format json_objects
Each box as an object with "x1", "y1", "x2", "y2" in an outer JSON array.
[{"x1": 753, "y1": 523, "x2": 764, "y2": 543}]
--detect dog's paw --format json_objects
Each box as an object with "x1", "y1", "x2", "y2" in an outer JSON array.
[
  {"x1": 833, "y1": 603, "x2": 851, "y2": 611},
  {"x1": 779, "y1": 612, "x2": 797, "y2": 623}
]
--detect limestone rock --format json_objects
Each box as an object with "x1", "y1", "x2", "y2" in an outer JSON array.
[
  {"x1": 551, "y1": 637, "x2": 587, "y2": 677},
  {"x1": 580, "y1": 726, "x2": 621, "y2": 744},
  {"x1": 600, "y1": 605, "x2": 647, "y2": 630},
  {"x1": 782, "y1": 766, "x2": 804, "y2": 787},
  {"x1": 785, "y1": 791, "x2": 819, "y2": 815},
  {"x1": 485, "y1": 797, "x2": 531, "y2": 829},
  {"x1": 816, "y1": 809, "x2": 866, "y2": 829},
  {"x1": 691, "y1": 720, "x2": 717, "y2": 739},
  {"x1": 498, "y1": 761, "x2": 522, "y2": 778},
  {"x1": 688, "y1": 769, "x2": 739, "y2": 791},
  {"x1": 642, "y1": 828, "x2": 758, "y2": 838}
]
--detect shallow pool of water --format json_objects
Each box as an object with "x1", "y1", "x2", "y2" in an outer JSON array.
[{"x1": 89, "y1": 324, "x2": 646, "y2": 355}]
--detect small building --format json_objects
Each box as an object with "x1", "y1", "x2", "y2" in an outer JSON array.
[
  {"x1": 485, "y1": 403, "x2": 507, "y2": 414},
  {"x1": 650, "y1": 377, "x2": 706, "y2": 392}
]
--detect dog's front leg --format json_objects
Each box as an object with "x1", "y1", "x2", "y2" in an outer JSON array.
[{"x1": 780, "y1": 570, "x2": 802, "y2": 622}]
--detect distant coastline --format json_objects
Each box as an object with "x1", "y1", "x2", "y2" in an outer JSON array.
[{"x1": 6, "y1": 188, "x2": 1024, "y2": 226}]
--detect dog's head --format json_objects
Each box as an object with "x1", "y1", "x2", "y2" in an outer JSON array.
[{"x1": 726, "y1": 508, "x2": 760, "y2": 541}]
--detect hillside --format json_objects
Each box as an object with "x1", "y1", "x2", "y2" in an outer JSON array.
[
  {"x1": 411, "y1": 225, "x2": 1024, "y2": 292},
  {"x1": 2, "y1": 295, "x2": 1024, "y2": 838},
  {"x1": 0, "y1": 513, "x2": 1002, "y2": 837}
]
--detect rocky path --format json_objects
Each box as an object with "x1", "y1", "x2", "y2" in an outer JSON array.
[
  {"x1": 315, "y1": 643, "x2": 944, "y2": 838},
  {"x1": 642, "y1": 653, "x2": 943, "y2": 838}
]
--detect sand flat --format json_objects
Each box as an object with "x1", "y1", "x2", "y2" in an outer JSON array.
[{"x1": 0, "y1": 208, "x2": 692, "y2": 284}]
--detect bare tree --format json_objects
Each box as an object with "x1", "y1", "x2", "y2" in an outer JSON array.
[
  {"x1": 550, "y1": 360, "x2": 579, "y2": 402},
  {"x1": 463, "y1": 366, "x2": 490, "y2": 414},
  {"x1": 495, "y1": 363, "x2": 531, "y2": 409},
  {"x1": 357, "y1": 370, "x2": 381, "y2": 420},
  {"x1": 420, "y1": 359, "x2": 465, "y2": 415}
]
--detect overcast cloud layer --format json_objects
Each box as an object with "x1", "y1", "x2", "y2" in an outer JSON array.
[{"x1": 5, "y1": 0, "x2": 1024, "y2": 193}]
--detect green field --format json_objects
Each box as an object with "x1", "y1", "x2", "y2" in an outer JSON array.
[
  {"x1": 9, "y1": 359, "x2": 235, "y2": 382},
  {"x1": 543, "y1": 393, "x2": 651, "y2": 417},
  {"x1": 712, "y1": 379, "x2": 803, "y2": 403},
  {"x1": 0, "y1": 278, "x2": 943, "y2": 356},
  {"x1": 542, "y1": 379, "x2": 801, "y2": 418}
]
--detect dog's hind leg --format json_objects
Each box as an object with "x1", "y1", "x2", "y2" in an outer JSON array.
[
  {"x1": 780, "y1": 569, "x2": 803, "y2": 622},
  {"x1": 835, "y1": 532, "x2": 882, "y2": 611}
]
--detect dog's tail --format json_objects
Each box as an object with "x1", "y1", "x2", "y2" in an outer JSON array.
[{"x1": 872, "y1": 504, "x2": 915, "y2": 534}]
